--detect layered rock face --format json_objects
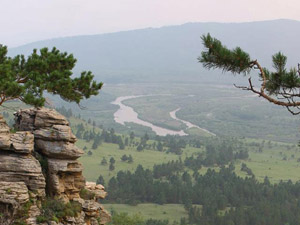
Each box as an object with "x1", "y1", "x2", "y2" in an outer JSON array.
[
  {"x1": 15, "y1": 108, "x2": 85, "y2": 202},
  {"x1": 0, "y1": 114, "x2": 45, "y2": 225},
  {"x1": 0, "y1": 108, "x2": 110, "y2": 225}
]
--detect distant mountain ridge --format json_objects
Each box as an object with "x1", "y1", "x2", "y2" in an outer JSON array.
[{"x1": 9, "y1": 19, "x2": 300, "y2": 84}]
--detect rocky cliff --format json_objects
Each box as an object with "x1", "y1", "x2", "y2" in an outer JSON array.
[{"x1": 0, "y1": 108, "x2": 111, "y2": 225}]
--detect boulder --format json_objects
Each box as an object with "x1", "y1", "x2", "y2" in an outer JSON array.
[
  {"x1": 85, "y1": 182, "x2": 107, "y2": 200},
  {"x1": 26, "y1": 204, "x2": 42, "y2": 225},
  {"x1": 99, "y1": 209, "x2": 111, "y2": 225},
  {"x1": 0, "y1": 182, "x2": 30, "y2": 225},
  {"x1": 14, "y1": 108, "x2": 36, "y2": 131},
  {"x1": 36, "y1": 140, "x2": 83, "y2": 159},
  {"x1": 0, "y1": 115, "x2": 11, "y2": 149},
  {"x1": 34, "y1": 108, "x2": 69, "y2": 128},
  {"x1": 10, "y1": 131, "x2": 34, "y2": 154},
  {"x1": 0, "y1": 134, "x2": 11, "y2": 150},
  {"x1": 82, "y1": 201, "x2": 111, "y2": 225},
  {"x1": 0, "y1": 115, "x2": 10, "y2": 134},
  {"x1": 82, "y1": 201, "x2": 102, "y2": 217},
  {"x1": 0, "y1": 181, "x2": 29, "y2": 206},
  {"x1": 0, "y1": 152, "x2": 46, "y2": 197},
  {"x1": 34, "y1": 125, "x2": 77, "y2": 142},
  {"x1": 47, "y1": 159, "x2": 85, "y2": 200},
  {"x1": 0, "y1": 131, "x2": 34, "y2": 154}
]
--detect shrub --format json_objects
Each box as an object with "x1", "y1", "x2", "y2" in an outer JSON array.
[
  {"x1": 80, "y1": 188, "x2": 95, "y2": 200},
  {"x1": 12, "y1": 200, "x2": 33, "y2": 225},
  {"x1": 37, "y1": 198, "x2": 82, "y2": 223}
]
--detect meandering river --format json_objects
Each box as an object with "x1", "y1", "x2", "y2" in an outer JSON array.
[
  {"x1": 111, "y1": 95, "x2": 215, "y2": 136},
  {"x1": 170, "y1": 108, "x2": 216, "y2": 136}
]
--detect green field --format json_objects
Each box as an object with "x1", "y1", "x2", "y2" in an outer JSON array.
[
  {"x1": 234, "y1": 141, "x2": 300, "y2": 183},
  {"x1": 102, "y1": 203, "x2": 188, "y2": 223},
  {"x1": 78, "y1": 140, "x2": 203, "y2": 182},
  {"x1": 77, "y1": 135, "x2": 300, "y2": 185},
  {"x1": 67, "y1": 113, "x2": 300, "y2": 184}
]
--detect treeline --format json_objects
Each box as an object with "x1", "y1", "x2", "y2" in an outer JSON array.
[
  {"x1": 184, "y1": 140, "x2": 248, "y2": 170},
  {"x1": 75, "y1": 124, "x2": 126, "y2": 150},
  {"x1": 109, "y1": 212, "x2": 174, "y2": 225},
  {"x1": 74, "y1": 120, "x2": 197, "y2": 155},
  {"x1": 106, "y1": 163, "x2": 300, "y2": 225},
  {"x1": 186, "y1": 171, "x2": 300, "y2": 225}
]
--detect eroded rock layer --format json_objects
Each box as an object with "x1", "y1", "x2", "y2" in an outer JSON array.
[{"x1": 0, "y1": 109, "x2": 110, "y2": 225}]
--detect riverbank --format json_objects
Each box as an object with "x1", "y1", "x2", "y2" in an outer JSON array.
[{"x1": 111, "y1": 95, "x2": 215, "y2": 136}]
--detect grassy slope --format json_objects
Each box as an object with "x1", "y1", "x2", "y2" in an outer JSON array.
[
  {"x1": 234, "y1": 142, "x2": 300, "y2": 183},
  {"x1": 77, "y1": 140, "x2": 203, "y2": 182},
  {"x1": 103, "y1": 203, "x2": 188, "y2": 223},
  {"x1": 69, "y1": 115, "x2": 300, "y2": 184}
]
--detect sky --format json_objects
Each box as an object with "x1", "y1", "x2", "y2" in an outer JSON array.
[{"x1": 1, "y1": 0, "x2": 300, "y2": 47}]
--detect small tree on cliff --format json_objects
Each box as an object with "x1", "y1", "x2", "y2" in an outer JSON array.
[
  {"x1": 199, "y1": 34, "x2": 300, "y2": 115},
  {"x1": 0, "y1": 45, "x2": 102, "y2": 107}
]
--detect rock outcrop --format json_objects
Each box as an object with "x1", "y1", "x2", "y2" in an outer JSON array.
[
  {"x1": 0, "y1": 108, "x2": 110, "y2": 225},
  {"x1": 0, "y1": 114, "x2": 45, "y2": 225}
]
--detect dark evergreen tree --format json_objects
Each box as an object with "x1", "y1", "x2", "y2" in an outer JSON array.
[
  {"x1": 157, "y1": 141, "x2": 163, "y2": 151},
  {"x1": 124, "y1": 137, "x2": 129, "y2": 146},
  {"x1": 130, "y1": 131, "x2": 135, "y2": 141},
  {"x1": 75, "y1": 123, "x2": 85, "y2": 139},
  {"x1": 96, "y1": 175, "x2": 105, "y2": 185},
  {"x1": 0, "y1": 45, "x2": 102, "y2": 106},
  {"x1": 121, "y1": 154, "x2": 128, "y2": 162},
  {"x1": 118, "y1": 138, "x2": 125, "y2": 150},
  {"x1": 143, "y1": 133, "x2": 149, "y2": 142},
  {"x1": 128, "y1": 155, "x2": 133, "y2": 163},
  {"x1": 137, "y1": 144, "x2": 143, "y2": 152},
  {"x1": 92, "y1": 133, "x2": 101, "y2": 149},
  {"x1": 109, "y1": 163, "x2": 115, "y2": 171},
  {"x1": 110, "y1": 157, "x2": 116, "y2": 164},
  {"x1": 101, "y1": 157, "x2": 108, "y2": 165}
]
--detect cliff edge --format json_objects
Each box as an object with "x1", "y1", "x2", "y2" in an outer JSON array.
[{"x1": 0, "y1": 108, "x2": 111, "y2": 225}]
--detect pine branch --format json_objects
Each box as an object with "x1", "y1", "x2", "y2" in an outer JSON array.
[{"x1": 199, "y1": 34, "x2": 300, "y2": 114}]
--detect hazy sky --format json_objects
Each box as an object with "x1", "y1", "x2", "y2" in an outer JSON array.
[{"x1": 1, "y1": 0, "x2": 300, "y2": 47}]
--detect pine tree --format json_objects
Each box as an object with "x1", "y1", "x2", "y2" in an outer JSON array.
[
  {"x1": 110, "y1": 157, "x2": 116, "y2": 164},
  {"x1": 128, "y1": 155, "x2": 133, "y2": 163},
  {"x1": 101, "y1": 157, "x2": 108, "y2": 165},
  {"x1": 137, "y1": 144, "x2": 143, "y2": 152},
  {"x1": 96, "y1": 175, "x2": 105, "y2": 185},
  {"x1": 199, "y1": 33, "x2": 300, "y2": 114},
  {"x1": 124, "y1": 137, "x2": 129, "y2": 146},
  {"x1": 0, "y1": 45, "x2": 102, "y2": 106},
  {"x1": 118, "y1": 138, "x2": 125, "y2": 150},
  {"x1": 130, "y1": 132, "x2": 135, "y2": 141},
  {"x1": 109, "y1": 163, "x2": 115, "y2": 171},
  {"x1": 121, "y1": 154, "x2": 128, "y2": 162},
  {"x1": 156, "y1": 141, "x2": 163, "y2": 151}
]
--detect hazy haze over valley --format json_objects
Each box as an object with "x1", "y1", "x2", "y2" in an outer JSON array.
[{"x1": 9, "y1": 19, "x2": 300, "y2": 84}]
